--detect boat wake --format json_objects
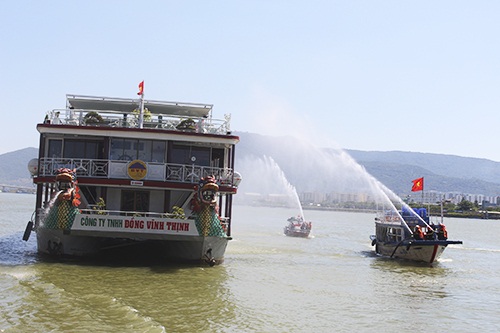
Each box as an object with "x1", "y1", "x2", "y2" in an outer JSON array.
[{"x1": 460, "y1": 246, "x2": 500, "y2": 253}]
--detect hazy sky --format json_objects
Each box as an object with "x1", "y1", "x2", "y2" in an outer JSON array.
[{"x1": 2, "y1": 1, "x2": 499, "y2": 161}]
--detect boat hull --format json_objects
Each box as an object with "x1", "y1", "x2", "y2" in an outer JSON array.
[
  {"x1": 36, "y1": 228, "x2": 229, "y2": 265},
  {"x1": 284, "y1": 227, "x2": 310, "y2": 238},
  {"x1": 373, "y1": 239, "x2": 461, "y2": 263}
]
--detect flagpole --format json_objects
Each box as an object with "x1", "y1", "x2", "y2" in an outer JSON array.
[
  {"x1": 138, "y1": 81, "x2": 144, "y2": 129},
  {"x1": 139, "y1": 91, "x2": 144, "y2": 129},
  {"x1": 421, "y1": 185, "x2": 424, "y2": 205}
]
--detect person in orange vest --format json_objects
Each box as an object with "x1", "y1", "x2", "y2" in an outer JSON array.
[
  {"x1": 437, "y1": 223, "x2": 448, "y2": 240},
  {"x1": 413, "y1": 225, "x2": 424, "y2": 240},
  {"x1": 425, "y1": 226, "x2": 435, "y2": 240}
]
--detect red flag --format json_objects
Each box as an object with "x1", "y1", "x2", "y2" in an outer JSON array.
[
  {"x1": 137, "y1": 81, "x2": 144, "y2": 95},
  {"x1": 411, "y1": 177, "x2": 424, "y2": 192}
]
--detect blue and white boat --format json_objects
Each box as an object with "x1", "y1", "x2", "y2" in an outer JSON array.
[{"x1": 370, "y1": 207, "x2": 462, "y2": 264}]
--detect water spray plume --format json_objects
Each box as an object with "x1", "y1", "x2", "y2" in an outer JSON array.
[
  {"x1": 236, "y1": 155, "x2": 304, "y2": 219},
  {"x1": 238, "y1": 130, "x2": 427, "y2": 229}
]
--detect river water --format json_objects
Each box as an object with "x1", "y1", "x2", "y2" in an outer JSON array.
[{"x1": 0, "y1": 193, "x2": 499, "y2": 332}]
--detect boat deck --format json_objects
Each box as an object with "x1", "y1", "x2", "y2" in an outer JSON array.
[{"x1": 44, "y1": 94, "x2": 231, "y2": 135}]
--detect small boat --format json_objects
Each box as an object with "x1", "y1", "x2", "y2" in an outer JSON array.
[
  {"x1": 284, "y1": 216, "x2": 311, "y2": 238},
  {"x1": 24, "y1": 91, "x2": 241, "y2": 266},
  {"x1": 370, "y1": 206, "x2": 462, "y2": 264}
]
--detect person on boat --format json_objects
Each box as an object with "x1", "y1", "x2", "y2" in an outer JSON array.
[
  {"x1": 53, "y1": 111, "x2": 62, "y2": 124},
  {"x1": 437, "y1": 223, "x2": 448, "y2": 240},
  {"x1": 290, "y1": 215, "x2": 302, "y2": 227},
  {"x1": 425, "y1": 226, "x2": 436, "y2": 240},
  {"x1": 413, "y1": 225, "x2": 424, "y2": 240}
]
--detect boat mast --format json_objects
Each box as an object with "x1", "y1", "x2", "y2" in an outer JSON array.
[{"x1": 441, "y1": 195, "x2": 444, "y2": 224}]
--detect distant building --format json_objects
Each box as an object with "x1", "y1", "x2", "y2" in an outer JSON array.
[{"x1": 297, "y1": 190, "x2": 499, "y2": 207}]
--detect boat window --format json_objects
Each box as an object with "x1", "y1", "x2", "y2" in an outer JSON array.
[
  {"x1": 122, "y1": 139, "x2": 137, "y2": 161},
  {"x1": 121, "y1": 190, "x2": 150, "y2": 212},
  {"x1": 48, "y1": 139, "x2": 62, "y2": 158},
  {"x1": 211, "y1": 148, "x2": 224, "y2": 167},
  {"x1": 110, "y1": 138, "x2": 165, "y2": 162},
  {"x1": 110, "y1": 138, "x2": 127, "y2": 160},
  {"x1": 64, "y1": 140, "x2": 85, "y2": 158},
  {"x1": 169, "y1": 144, "x2": 211, "y2": 166},
  {"x1": 137, "y1": 140, "x2": 152, "y2": 161},
  {"x1": 109, "y1": 138, "x2": 136, "y2": 161},
  {"x1": 387, "y1": 227, "x2": 403, "y2": 242},
  {"x1": 191, "y1": 147, "x2": 210, "y2": 166},
  {"x1": 63, "y1": 139, "x2": 103, "y2": 159},
  {"x1": 169, "y1": 144, "x2": 190, "y2": 164},
  {"x1": 152, "y1": 141, "x2": 166, "y2": 163},
  {"x1": 86, "y1": 141, "x2": 104, "y2": 159}
]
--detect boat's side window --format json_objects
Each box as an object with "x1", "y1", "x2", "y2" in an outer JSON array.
[
  {"x1": 110, "y1": 138, "x2": 134, "y2": 161},
  {"x1": 211, "y1": 148, "x2": 224, "y2": 168},
  {"x1": 136, "y1": 140, "x2": 152, "y2": 162},
  {"x1": 387, "y1": 227, "x2": 402, "y2": 242},
  {"x1": 169, "y1": 144, "x2": 190, "y2": 164},
  {"x1": 110, "y1": 138, "x2": 166, "y2": 162},
  {"x1": 63, "y1": 139, "x2": 103, "y2": 159},
  {"x1": 191, "y1": 147, "x2": 210, "y2": 166},
  {"x1": 64, "y1": 140, "x2": 85, "y2": 158},
  {"x1": 152, "y1": 141, "x2": 166, "y2": 163},
  {"x1": 169, "y1": 144, "x2": 212, "y2": 166},
  {"x1": 48, "y1": 139, "x2": 62, "y2": 158},
  {"x1": 122, "y1": 140, "x2": 136, "y2": 161}
]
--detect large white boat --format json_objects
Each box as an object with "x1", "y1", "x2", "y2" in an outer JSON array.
[
  {"x1": 24, "y1": 92, "x2": 241, "y2": 265},
  {"x1": 370, "y1": 207, "x2": 462, "y2": 264}
]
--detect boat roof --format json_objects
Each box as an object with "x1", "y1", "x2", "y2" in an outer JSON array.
[{"x1": 66, "y1": 94, "x2": 213, "y2": 118}]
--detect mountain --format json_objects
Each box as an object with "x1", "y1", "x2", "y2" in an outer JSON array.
[
  {"x1": 1, "y1": 133, "x2": 500, "y2": 197},
  {"x1": 0, "y1": 147, "x2": 38, "y2": 187},
  {"x1": 346, "y1": 150, "x2": 500, "y2": 184}
]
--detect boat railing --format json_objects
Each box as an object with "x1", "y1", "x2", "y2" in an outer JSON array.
[
  {"x1": 37, "y1": 157, "x2": 235, "y2": 185},
  {"x1": 376, "y1": 211, "x2": 403, "y2": 224},
  {"x1": 44, "y1": 108, "x2": 231, "y2": 135}
]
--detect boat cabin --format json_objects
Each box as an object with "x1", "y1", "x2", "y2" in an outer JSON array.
[{"x1": 32, "y1": 94, "x2": 240, "y2": 233}]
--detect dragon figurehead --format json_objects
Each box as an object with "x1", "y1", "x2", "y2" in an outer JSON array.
[
  {"x1": 190, "y1": 175, "x2": 227, "y2": 238},
  {"x1": 197, "y1": 175, "x2": 219, "y2": 206},
  {"x1": 44, "y1": 168, "x2": 81, "y2": 231},
  {"x1": 54, "y1": 168, "x2": 80, "y2": 207}
]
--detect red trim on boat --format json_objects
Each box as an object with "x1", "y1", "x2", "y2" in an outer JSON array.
[
  {"x1": 32, "y1": 176, "x2": 237, "y2": 193},
  {"x1": 429, "y1": 244, "x2": 439, "y2": 263}
]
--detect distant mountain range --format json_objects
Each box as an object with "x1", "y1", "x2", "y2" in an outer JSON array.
[
  {"x1": 0, "y1": 147, "x2": 38, "y2": 188},
  {"x1": 2, "y1": 133, "x2": 500, "y2": 197}
]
